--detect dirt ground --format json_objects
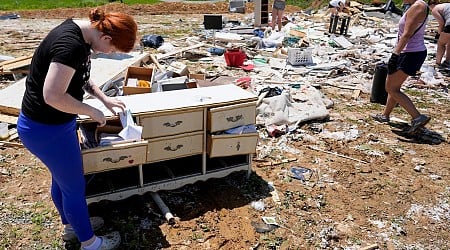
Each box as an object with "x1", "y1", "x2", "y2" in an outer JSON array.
[{"x1": 1, "y1": 2, "x2": 450, "y2": 250}]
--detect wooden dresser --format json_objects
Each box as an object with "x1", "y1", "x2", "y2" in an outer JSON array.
[{"x1": 79, "y1": 84, "x2": 258, "y2": 203}]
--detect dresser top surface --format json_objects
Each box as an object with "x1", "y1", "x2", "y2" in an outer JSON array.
[{"x1": 80, "y1": 84, "x2": 257, "y2": 119}]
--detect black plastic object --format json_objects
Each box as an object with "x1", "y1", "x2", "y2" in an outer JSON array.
[
  {"x1": 141, "y1": 35, "x2": 164, "y2": 48},
  {"x1": 329, "y1": 14, "x2": 350, "y2": 36},
  {"x1": 370, "y1": 63, "x2": 388, "y2": 105},
  {"x1": 203, "y1": 15, "x2": 223, "y2": 30}
]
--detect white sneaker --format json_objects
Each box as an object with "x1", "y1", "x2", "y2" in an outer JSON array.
[
  {"x1": 62, "y1": 216, "x2": 104, "y2": 241},
  {"x1": 97, "y1": 231, "x2": 121, "y2": 250}
]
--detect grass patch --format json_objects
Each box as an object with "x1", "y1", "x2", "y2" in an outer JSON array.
[{"x1": 0, "y1": 0, "x2": 158, "y2": 11}]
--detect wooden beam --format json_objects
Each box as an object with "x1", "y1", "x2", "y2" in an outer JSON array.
[{"x1": 156, "y1": 42, "x2": 205, "y2": 59}]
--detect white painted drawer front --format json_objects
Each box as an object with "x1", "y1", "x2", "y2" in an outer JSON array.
[
  {"x1": 140, "y1": 109, "x2": 203, "y2": 138},
  {"x1": 208, "y1": 102, "x2": 256, "y2": 132},
  {"x1": 82, "y1": 141, "x2": 148, "y2": 174},
  {"x1": 146, "y1": 132, "x2": 203, "y2": 163},
  {"x1": 207, "y1": 133, "x2": 258, "y2": 158}
]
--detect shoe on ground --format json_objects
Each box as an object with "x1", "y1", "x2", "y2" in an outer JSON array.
[
  {"x1": 63, "y1": 216, "x2": 105, "y2": 241},
  {"x1": 441, "y1": 60, "x2": 450, "y2": 68},
  {"x1": 438, "y1": 61, "x2": 450, "y2": 71},
  {"x1": 370, "y1": 113, "x2": 390, "y2": 123},
  {"x1": 97, "y1": 231, "x2": 121, "y2": 250},
  {"x1": 407, "y1": 114, "x2": 430, "y2": 134}
]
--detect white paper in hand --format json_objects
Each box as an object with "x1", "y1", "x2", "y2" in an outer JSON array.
[{"x1": 118, "y1": 109, "x2": 143, "y2": 141}]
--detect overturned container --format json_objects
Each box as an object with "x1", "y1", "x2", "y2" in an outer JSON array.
[{"x1": 370, "y1": 63, "x2": 388, "y2": 105}]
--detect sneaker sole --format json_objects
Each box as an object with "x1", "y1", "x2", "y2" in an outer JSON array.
[{"x1": 408, "y1": 117, "x2": 431, "y2": 134}]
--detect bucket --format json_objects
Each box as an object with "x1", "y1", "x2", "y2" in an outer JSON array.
[
  {"x1": 224, "y1": 48, "x2": 246, "y2": 67},
  {"x1": 370, "y1": 63, "x2": 388, "y2": 105}
]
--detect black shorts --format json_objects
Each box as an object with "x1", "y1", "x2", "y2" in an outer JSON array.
[
  {"x1": 398, "y1": 50, "x2": 427, "y2": 76},
  {"x1": 443, "y1": 25, "x2": 450, "y2": 33}
]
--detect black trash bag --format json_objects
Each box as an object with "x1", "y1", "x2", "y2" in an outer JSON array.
[
  {"x1": 258, "y1": 87, "x2": 283, "y2": 98},
  {"x1": 383, "y1": 0, "x2": 403, "y2": 16},
  {"x1": 140, "y1": 34, "x2": 164, "y2": 48}
]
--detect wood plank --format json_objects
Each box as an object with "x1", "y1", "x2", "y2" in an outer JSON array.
[
  {"x1": 0, "y1": 57, "x2": 32, "y2": 73},
  {"x1": 156, "y1": 43, "x2": 205, "y2": 59},
  {"x1": 0, "y1": 55, "x2": 32, "y2": 67},
  {"x1": 0, "y1": 51, "x2": 149, "y2": 116},
  {"x1": 0, "y1": 114, "x2": 18, "y2": 124}
]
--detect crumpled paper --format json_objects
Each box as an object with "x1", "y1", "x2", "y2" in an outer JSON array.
[{"x1": 118, "y1": 109, "x2": 142, "y2": 141}]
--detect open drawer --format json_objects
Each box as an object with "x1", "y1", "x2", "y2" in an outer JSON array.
[
  {"x1": 207, "y1": 132, "x2": 258, "y2": 158},
  {"x1": 207, "y1": 102, "x2": 256, "y2": 133},
  {"x1": 82, "y1": 140, "x2": 148, "y2": 174}
]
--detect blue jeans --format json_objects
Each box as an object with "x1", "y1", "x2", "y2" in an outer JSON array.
[{"x1": 17, "y1": 112, "x2": 93, "y2": 242}]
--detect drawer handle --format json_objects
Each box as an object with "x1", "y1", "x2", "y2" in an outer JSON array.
[
  {"x1": 103, "y1": 155, "x2": 128, "y2": 163},
  {"x1": 163, "y1": 121, "x2": 183, "y2": 127},
  {"x1": 164, "y1": 144, "x2": 183, "y2": 151},
  {"x1": 226, "y1": 114, "x2": 243, "y2": 123},
  {"x1": 236, "y1": 141, "x2": 241, "y2": 151}
]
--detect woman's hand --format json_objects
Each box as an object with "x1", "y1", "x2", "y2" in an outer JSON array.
[
  {"x1": 89, "y1": 107, "x2": 107, "y2": 127},
  {"x1": 102, "y1": 96, "x2": 126, "y2": 115}
]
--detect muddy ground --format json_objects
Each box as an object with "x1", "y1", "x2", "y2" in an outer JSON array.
[{"x1": 1, "y1": 2, "x2": 450, "y2": 250}]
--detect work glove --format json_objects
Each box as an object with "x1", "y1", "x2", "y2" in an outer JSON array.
[
  {"x1": 435, "y1": 32, "x2": 440, "y2": 41},
  {"x1": 387, "y1": 53, "x2": 399, "y2": 75}
]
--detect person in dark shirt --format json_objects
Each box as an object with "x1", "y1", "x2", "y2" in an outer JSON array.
[{"x1": 17, "y1": 8, "x2": 137, "y2": 250}]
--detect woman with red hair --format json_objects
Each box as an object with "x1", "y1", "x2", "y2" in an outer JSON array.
[{"x1": 17, "y1": 8, "x2": 137, "y2": 249}]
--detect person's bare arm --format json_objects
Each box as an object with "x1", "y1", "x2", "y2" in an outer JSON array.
[
  {"x1": 432, "y1": 5, "x2": 445, "y2": 33},
  {"x1": 338, "y1": 2, "x2": 345, "y2": 12},
  {"x1": 43, "y1": 62, "x2": 108, "y2": 125},
  {"x1": 393, "y1": 3, "x2": 427, "y2": 55},
  {"x1": 83, "y1": 80, "x2": 126, "y2": 115}
]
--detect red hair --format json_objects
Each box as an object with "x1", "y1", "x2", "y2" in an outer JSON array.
[{"x1": 89, "y1": 8, "x2": 137, "y2": 52}]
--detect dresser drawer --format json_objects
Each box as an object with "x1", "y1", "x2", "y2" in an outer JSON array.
[
  {"x1": 147, "y1": 132, "x2": 203, "y2": 163},
  {"x1": 208, "y1": 102, "x2": 256, "y2": 132},
  {"x1": 139, "y1": 109, "x2": 203, "y2": 138},
  {"x1": 207, "y1": 132, "x2": 258, "y2": 158},
  {"x1": 82, "y1": 141, "x2": 148, "y2": 174}
]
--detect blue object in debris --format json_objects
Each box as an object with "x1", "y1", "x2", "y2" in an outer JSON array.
[
  {"x1": 207, "y1": 47, "x2": 225, "y2": 56},
  {"x1": 290, "y1": 167, "x2": 313, "y2": 181},
  {"x1": 253, "y1": 29, "x2": 264, "y2": 38}
]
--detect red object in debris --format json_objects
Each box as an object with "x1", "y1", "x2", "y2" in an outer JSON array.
[
  {"x1": 240, "y1": 64, "x2": 255, "y2": 71},
  {"x1": 224, "y1": 48, "x2": 246, "y2": 67},
  {"x1": 236, "y1": 76, "x2": 252, "y2": 88}
]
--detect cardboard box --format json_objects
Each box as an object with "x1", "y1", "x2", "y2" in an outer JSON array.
[
  {"x1": 123, "y1": 66, "x2": 153, "y2": 95},
  {"x1": 167, "y1": 62, "x2": 189, "y2": 76},
  {"x1": 189, "y1": 73, "x2": 206, "y2": 81}
]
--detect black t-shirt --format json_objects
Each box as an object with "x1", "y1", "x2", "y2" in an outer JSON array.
[{"x1": 22, "y1": 19, "x2": 92, "y2": 124}]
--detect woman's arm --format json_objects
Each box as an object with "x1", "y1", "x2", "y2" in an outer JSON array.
[
  {"x1": 338, "y1": 1, "x2": 345, "y2": 12},
  {"x1": 43, "y1": 62, "x2": 112, "y2": 126},
  {"x1": 393, "y1": 3, "x2": 427, "y2": 55},
  {"x1": 83, "y1": 79, "x2": 126, "y2": 115},
  {"x1": 432, "y1": 5, "x2": 445, "y2": 33}
]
